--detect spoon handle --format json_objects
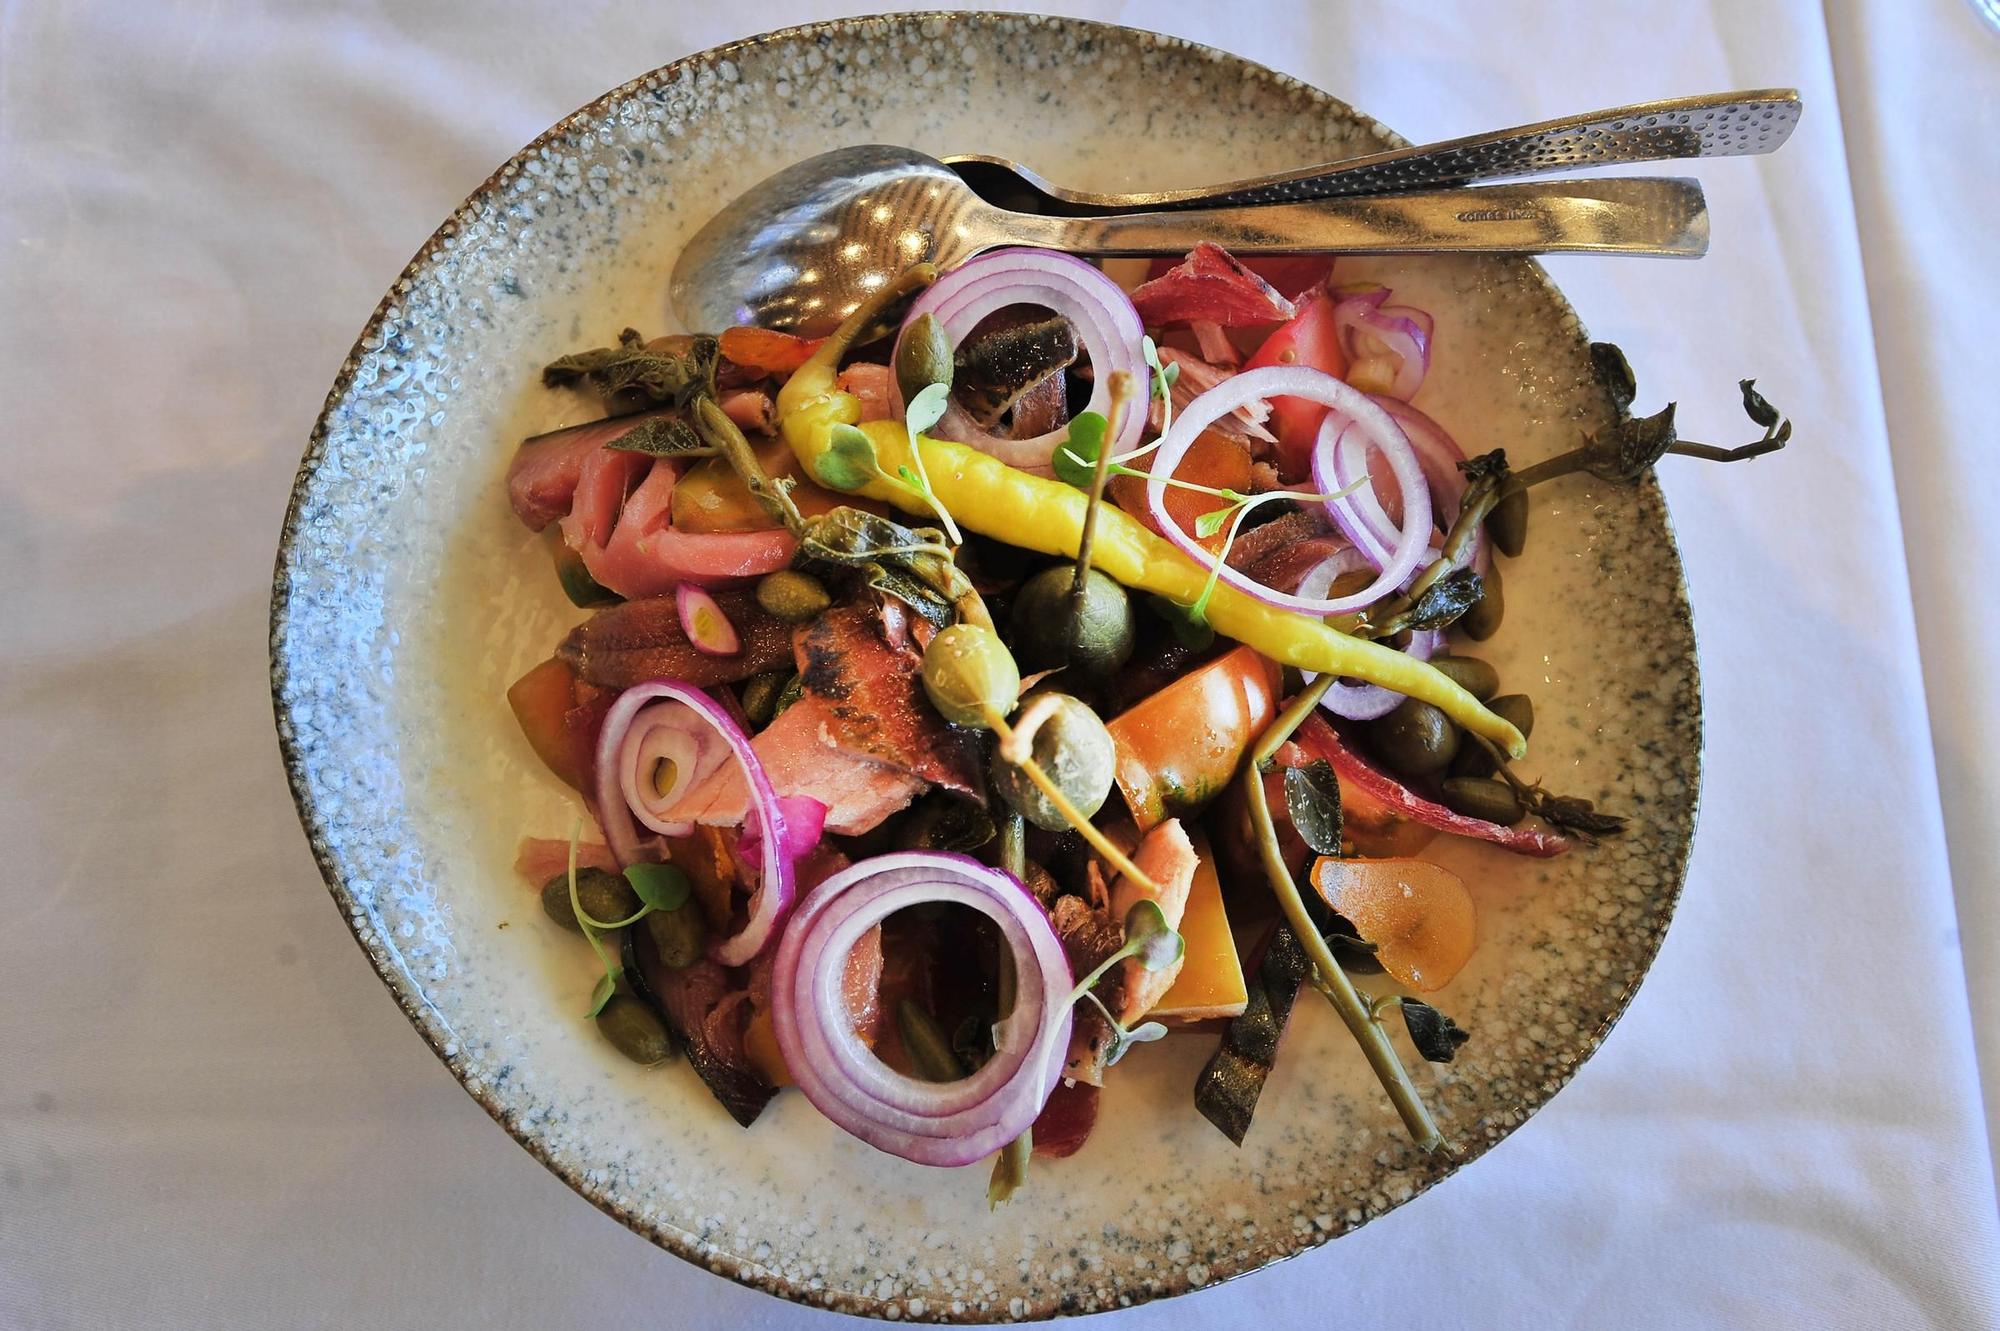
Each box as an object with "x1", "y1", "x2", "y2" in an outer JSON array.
[{"x1": 986, "y1": 178, "x2": 1709, "y2": 259}]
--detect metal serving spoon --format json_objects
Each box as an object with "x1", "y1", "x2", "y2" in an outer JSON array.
[
  {"x1": 944, "y1": 89, "x2": 1801, "y2": 214},
  {"x1": 670, "y1": 146, "x2": 1707, "y2": 336}
]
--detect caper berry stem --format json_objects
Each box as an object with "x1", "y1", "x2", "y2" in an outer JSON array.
[
  {"x1": 988, "y1": 810, "x2": 1034, "y2": 1207},
  {"x1": 980, "y1": 704, "x2": 1165, "y2": 901},
  {"x1": 1246, "y1": 677, "x2": 1450, "y2": 1156},
  {"x1": 1071, "y1": 372, "x2": 1134, "y2": 610}
]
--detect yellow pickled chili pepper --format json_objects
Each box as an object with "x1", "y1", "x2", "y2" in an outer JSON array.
[{"x1": 773, "y1": 277, "x2": 1528, "y2": 760}]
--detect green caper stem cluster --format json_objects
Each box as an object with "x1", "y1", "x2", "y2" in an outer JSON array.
[
  {"x1": 988, "y1": 809, "x2": 1034, "y2": 1208},
  {"x1": 1244, "y1": 676, "x2": 1451, "y2": 1156}
]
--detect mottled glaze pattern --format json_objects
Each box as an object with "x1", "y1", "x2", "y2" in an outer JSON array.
[{"x1": 271, "y1": 13, "x2": 1699, "y2": 1321}]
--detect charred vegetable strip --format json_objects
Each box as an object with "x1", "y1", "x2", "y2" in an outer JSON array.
[
  {"x1": 775, "y1": 275, "x2": 1527, "y2": 760},
  {"x1": 1194, "y1": 925, "x2": 1311, "y2": 1145}
]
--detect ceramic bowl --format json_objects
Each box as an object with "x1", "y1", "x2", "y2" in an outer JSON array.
[{"x1": 271, "y1": 13, "x2": 1699, "y2": 1320}]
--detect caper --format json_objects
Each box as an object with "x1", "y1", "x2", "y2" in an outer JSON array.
[
  {"x1": 1461, "y1": 559, "x2": 1503, "y2": 640},
  {"x1": 540, "y1": 868, "x2": 642, "y2": 933},
  {"x1": 991, "y1": 693, "x2": 1116, "y2": 831},
  {"x1": 1486, "y1": 485, "x2": 1528, "y2": 558},
  {"x1": 921, "y1": 623, "x2": 1021, "y2": 728},
  {"x1": 595, "y1": 993, "x2": 676, "y2": 1065},
  {"x1": 896, "y1": 311, "x2": 956, "y2": 404},
  {"x1": 1451, "y1": 693, "x2": 1535, "y2": 777},
  {"x1": 1440, "y1": 776, "x2": 1525, "y2": 825},
  {"x1": 771, "y1": 672, "x2": 805, "y2": 721},
  {"x1": 641, "y1": 903, "x2": 708, "y2": 971},
  {"x1": 755, "y1": 570, "x2": 831, "y2": 623},
  {"x1": 1006, "y1": 564, "x2": 1135, "y2": 683},
  {"x1": 1428, "y1": 654, "x2": 1500, "y2": 701},
  {"x1": 1363, "y1": 697, "x2": 1462, "y2": 778},
  {"x1": 741, "y1": 670, "x2": 796, "y2": 727}
]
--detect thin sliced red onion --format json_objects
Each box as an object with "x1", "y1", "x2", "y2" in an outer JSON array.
[
  {"x1": 594, "y1": 680, "x2": 802, "y2": 966},
  {"x1": 675, "y1": 584, "x2": 741, "y2": 656},
  {"x1": 1310, "y1": 408, "x2": 1432, "y2": 605},
  {"x1": 1145, "y1": 364, "x2": 1430, "y2": 615},
  {"x1": 1296, "y1": 549, "x2": 1444, "y2": 720},
  {"x1": 1372, "y1": 395, "x2": 1485, "y2": 570},
  {"x1": 1334, "y1": 291, "x2": 1432, "y2": 401},
  {"x1": 772, "y1": 852, "x2": 1074, "y2": 1167},
  {"x1": 895, "y1": 249, "x2": 1146, "y2": 472}
]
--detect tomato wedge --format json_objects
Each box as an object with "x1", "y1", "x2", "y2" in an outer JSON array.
[
  {"x1": 506, "y1": 656, "x2": 611, "y2": 794},
  {"x1": 1108, "y1": 427, "x2": 1251, "y2": 555},
  {"x1": 1242, "y1": 288, "x2": 1349, "y2": 479},
  {"x1": 1107, "y1": 645, "x2": 1281, "y2": 830}
]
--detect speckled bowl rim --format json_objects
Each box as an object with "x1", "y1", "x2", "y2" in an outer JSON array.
[{"x1": 270, "y1": 12, "x2": 1701, "y2": 1320}]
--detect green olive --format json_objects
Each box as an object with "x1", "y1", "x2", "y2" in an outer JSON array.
[
  {"x1": 541, "y1": 869, "x2": 642, "y2": 933},
  {"x1": 896, "y1": 311, "x2": 956, "y2": 405},
  {"x1": 1428, "y1": 654, "x2": 1500, "y2": 701},
  {"x1": 921, "y1": 623, "x2": 1021, "y2": 728},
  {"x1": 1364, "y1": 697, "x2": 1462, "y2": 778},
  {"x1": 641, "y1": 904, "x2": 708, "y2": 971},
  {"x1": 740, "y1": 670, "x2": 796, "y2": 727},
  {"x1": 1006, "y1": 564, "x2": 1135, "y2": 683},
  {"x1": 755, "y1": 570, "x2": 830, "y2": 623},
  {"x1": 1440, "y1": 776, "x2": 1525, "y2": 825},
  {"x1": 991, "y1": 693, "x2": 1116, "y2": 831},
  {"x1": 1486, "y1": 486, "x2": 1528, "y2": 558},
  {"x1": 595, "y1": 993, "x2": 676, "y2": 1065},
  {"x1": 1451, "y1": 693, "x2": 1534, "y2": 777},
  {"x1": 1461, "y1": 559, "x2": 1503, "y2": 641}
]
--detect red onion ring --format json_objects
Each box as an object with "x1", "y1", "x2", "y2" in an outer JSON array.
[
  {"x1": 895, "y1": 248, "x2": 1146, "y2": 472},
  {"x1": 594, "y1": 680, "x2": 801, "y2": 966},
  {"x1": 1145, "y1": 364, "x2": 1429, "y2": 615},
  {"x1": 1334, "y1": 290, "x2": 1432, "y2": 401},
  {"x1": 772, "y1": 852, "x2": 1074, "y2": 1167},
  {"x1": 1372, "y1": 395, "x2": 1486, "y2": 571},
  {"x1": 1296, "y1": 548, "x2": 1445, "y2": 720}
]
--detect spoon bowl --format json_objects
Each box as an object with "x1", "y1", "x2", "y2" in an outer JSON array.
[{"x1": 670, "y1": 145, "x2": 1710, "y2": 336}]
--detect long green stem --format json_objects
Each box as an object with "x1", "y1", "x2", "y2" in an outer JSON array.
[
  {"x1": 989, "y1": 810, "x2": 1033, "y2": 1206},
  {"x1": 1245, "y1": 678, "x2": 1449, "y2": 1155}
]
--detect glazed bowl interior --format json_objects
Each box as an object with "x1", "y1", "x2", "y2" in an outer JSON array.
[{"x1": 272, "y1": 13, "x2": 1698, "y2": 1321}]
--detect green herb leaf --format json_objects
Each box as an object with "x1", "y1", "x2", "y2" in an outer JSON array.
[
  {"x1": 815, "y1": 424, "x2": 881, "y2": 492},
  {"x1": 1399, "y1": 566, "x2": 1485, "y2": 632},
  {"x1": 1537, "y1": 793, "x2": 1630, "y2": 838},
  {"x1": 544, "y1": 330, "x2": 719, "y2": 409},
  {"x1": 904, "y1": 381, "x2": 951, "y2": 439},
  {"x1": 799, "y1": 506, "x2": 969, "y2": 628},
  {"x1": 1051, "y1": 411, "x2": 1110, "y2": 489},
  {"x1": 1740, "y1": 378, "x2": 1780, "y2": 429},
  {"x1": 605, "y1": 415, "x2": 712, "y2": 459},
  {"x1": 624, "y1": 863, "x2": 691, "y2": 913},
  {"x1": 586, "y1": 970, "x2": 619, "y2": 1019},
  {"x1": 1400, "y1": 999, "x2": 1471, "y2": 1064},
  {"x1": 1193, "y1": 503, "x2": 1237, "y2": 539},
  {"x1": 1162, "y1": 361, "x2": 1181, "y2": 387},
  {"x1": 1122, "y1": 897, "x2": 1186, "y2": 973},
  {"x1": 1458, "y1": 449, "x2": 1511, "y2": 484},
  {"x1": 1284, "y1": 759, "x2": 1345, "y2": 857}
]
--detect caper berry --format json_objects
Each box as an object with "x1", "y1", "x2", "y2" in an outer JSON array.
[
  {"x1": 595, "y1": 993, "x2": 676, "y2": 1065},
  {"x1": 1364, "y1": 698, "x2": 1462, "y2": 777},
  {"x1": 741, "y1": 670, "x2": 796, "y2": 727},
  {"x1": 1450, "y1": 693, "x2": 1534, "y2": 777},
  {"x1": 1007, "y1": 564, "x2": 1135, "y2": 683},
  {"x1": 1461, "y1": 559, "x2": 1503, "y2": 640},
  {"x1": 1486, "y1": 485, "x2": 1528, "y2": 558},
  {"x1": 921, "y1": 623, "x2": 1021, "y2": 728},
  {"x1": 1428, "y1": 654, "x2": 1500, "y2": 701},
  {"x1": 541, "y1": 868, "x2": 642, "y2": 933},
  {"x1": 755, "y1": 570, "x2": 831, "y2": 623},
  {"x1": 991, "y1": 693, "x2": 1117, "y2": 831},
  {"x1": 641, "y1": 903, "x2": 708, "y2": 971},
  {"x1": 896, "y1": 311, "x2": 956, "y2": 405},
  {"x1": 1440, "y1": 776, "x2": 1525, "y2": 825}
]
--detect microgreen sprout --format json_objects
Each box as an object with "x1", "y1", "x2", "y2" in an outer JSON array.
[
  {"x1": 1064, "y1": 898, "x2": 1185, "y2": 1066},
  {"x1": 564, "y1": 819, "x2": 695, "y2": 1018},
  {"x1": 814, "y1": 389, "x2": 963, "y2": 545}
]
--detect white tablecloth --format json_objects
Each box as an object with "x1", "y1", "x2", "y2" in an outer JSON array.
[{"x1": 4, "y1": 2, "x2": 1996, "y2": 1327}]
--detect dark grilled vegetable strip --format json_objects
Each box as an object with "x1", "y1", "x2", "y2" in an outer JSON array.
[{"x1": 1193, "y1": 924, "x2": 1311, "y2": 1145}]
